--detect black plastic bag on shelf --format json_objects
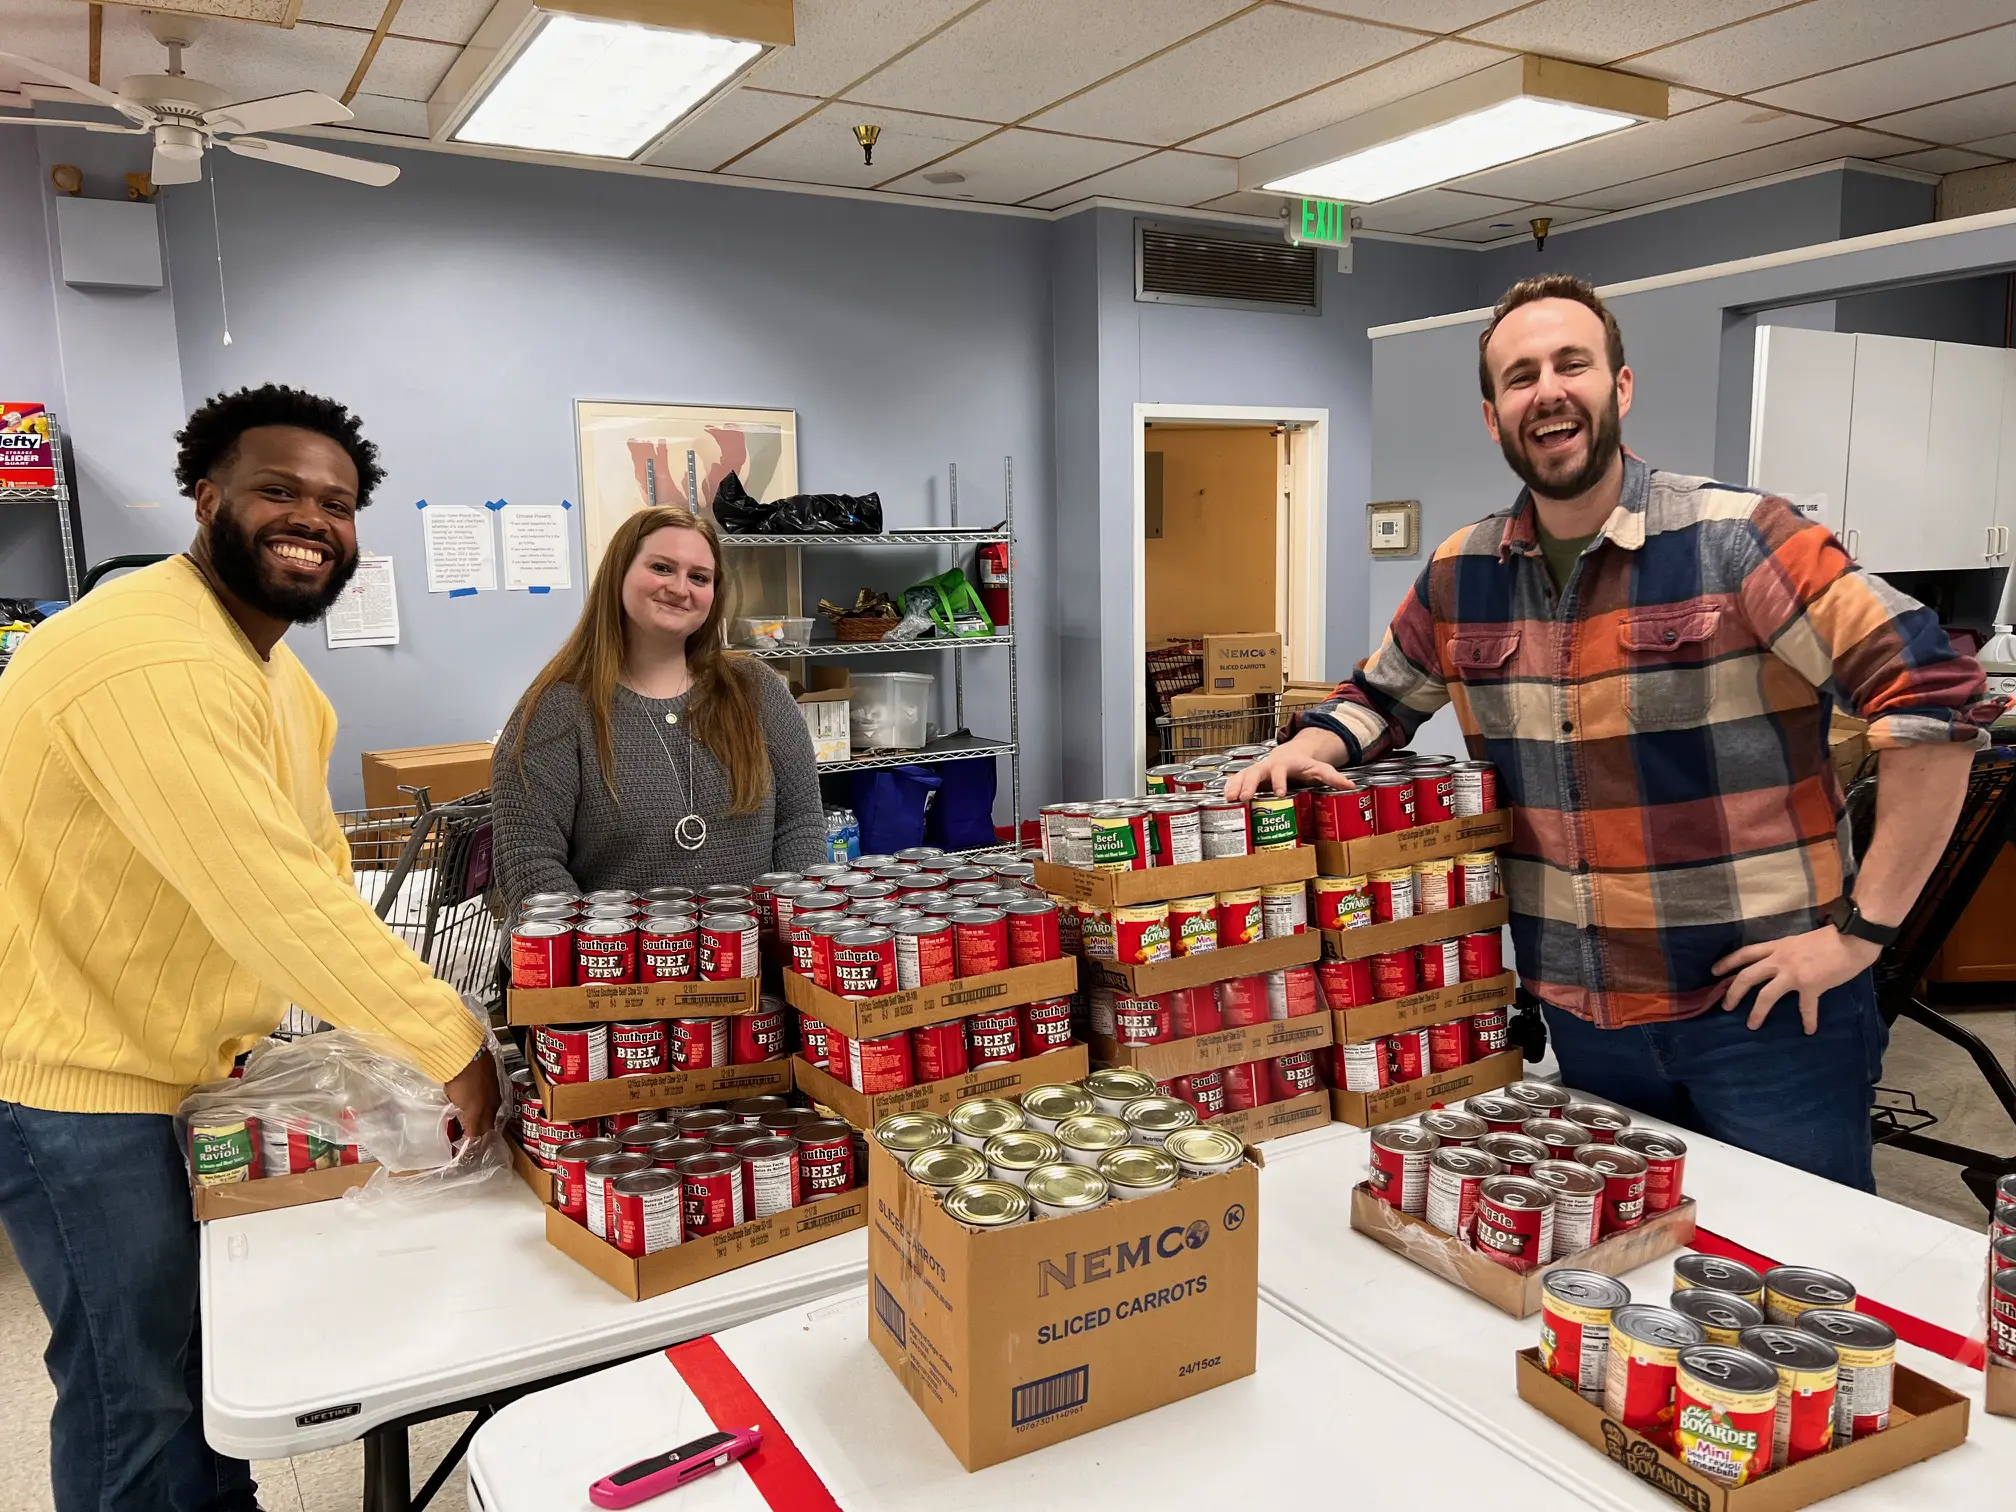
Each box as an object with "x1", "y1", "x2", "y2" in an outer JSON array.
[
  {"x1": 710, "y1": 472, "x2": 775, "y2": 533},
  {"x1": 712, "y1": 472, "x2": 884, "y2": 535}
]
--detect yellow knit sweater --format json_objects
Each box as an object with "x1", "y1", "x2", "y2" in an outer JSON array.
[{"x1": 0, "y1": 557, "x2": 483, "y2": 1114}]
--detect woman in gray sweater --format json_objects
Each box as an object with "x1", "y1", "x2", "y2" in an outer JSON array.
[{"x1": 492, "y1": 504, "x2": 828, "y2": 909}]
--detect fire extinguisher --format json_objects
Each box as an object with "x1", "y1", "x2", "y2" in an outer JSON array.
[{"x1": 977, "y1": 537, "x2": 1010, "y2": 628}]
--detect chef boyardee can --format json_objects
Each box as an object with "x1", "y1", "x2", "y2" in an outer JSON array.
[
  {"x1": 1739, "y1": 1325, "x2": 1839, "y2": 1467},
  {"x1": 1249, "y1": 794, "x2": 1300, "y2": 850},
  {"x1": 1473, "y1": 1174, "x2": 1554, "y2": 1271},
  {"x1": 1764, "y1": 1265, "x2": 1857, "y2": 1326},
  {"x1": 1528, "y1": 1159, "x2": 1604, "y2": 1260},
  {"x1": 1670, "y1": 1287, "x2": 1764, "y2": 1346},
  {"x1": 1605, "y1": 1305, "x2": 1706, "y2": 1449},
  {"x1": 1541, "y1": 1269, "x2": 1631, "y2": 1399},
  {"x1": 1673, "y1": 1344, "x2": 1780, "y2": 1486},
  {"x1": 1795, "y1": 1308, "x2": 1894, "y2": 1443},
  {"x1": 1674, "y1": 1252, "x2": 1764, "y2": 1304}
]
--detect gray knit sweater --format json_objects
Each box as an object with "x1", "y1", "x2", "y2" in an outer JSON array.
[{"x1": 491, "y1": 664, "x2": 828, "y2": 911}]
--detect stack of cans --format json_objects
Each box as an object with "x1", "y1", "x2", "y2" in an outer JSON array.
[{"x1": 1989, "y1": 1174, "x2": 2016, "y2": 1374}]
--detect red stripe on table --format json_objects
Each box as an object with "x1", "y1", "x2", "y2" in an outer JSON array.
[
  {"x1": 1692, "y1": 1226, "x2": 1987, "y2": 1370},
  {"x1": 667, "y1": 1335, "x2": 845, "y2": 1512}
]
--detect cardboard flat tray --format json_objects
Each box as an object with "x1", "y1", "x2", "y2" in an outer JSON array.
[
  {"x1": 1329, "y1": 1048, "x2": 1524, "y2": 1127},
  {"x1": 792, "y1": 1043, "x2": 1089, "y2": 1128},
  {"x1": 1033, "y1": 847, "x2": 1317, "y2": 908},
  {"x1": 1334, "y1": 972, "x2": 1516, "y2": 1043},
  {"x1": 1088, "y1": 1012, "x2": 1333, "y2": 1080},
  {"x1": 1078, "y1": 931, "x2": 1321, "y2": 995},
  {"x1": 1514, "y1": 1349, "x2": 1969, "y2": 1512},
  {"x1": 531, "y1": 1058, "x2": 792, "y2": 1122},
  {"x1": 545, "y1": 1185, "x2": 868, "y2": 1302},
  {"x1": 1314, "y1": 810, "x2": 1512, "y2": 879},
  {"x1": 508, "y1": 1136, "x2": 552, "y2": 1204},
  {"x1": 782, "y1": 956, "x2": 1078, "y2": 1039},
  {"x1": 507, "y1": 978, "x2": 762, "y2": 1026},
  {"x1": 1322, "y1": 897, "x2": 1508, "y2": 963},
  {"x1": 190, "y1": 1161, "x2": 378, "y2": 1221},
  {"x1": 1209, "y1": 1088, "x2": 1331, "y2": 1145},
  {"x1": 1989, "y1": 1359, "x2": 2016, "y2": 1417},
  {"x1": 1349, "y1": 1183, "x2": 1698, "y2": 1317}
]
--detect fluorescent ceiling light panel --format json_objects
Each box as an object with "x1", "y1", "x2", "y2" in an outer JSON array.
[
  {"x1": 1241, "y1": 55, "x2": 1666, "y2": 204},
  {"x1": 454, "y1": 15, "x2": 759, "y2": 158}
]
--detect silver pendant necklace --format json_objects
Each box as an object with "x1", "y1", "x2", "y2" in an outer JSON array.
[{"x1": 647, "y1": 699, "x2": 708, "y2": 852}]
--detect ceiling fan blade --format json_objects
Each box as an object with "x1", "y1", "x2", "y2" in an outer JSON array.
[
  {"x1": 151, "y1": 145, "x2": 204, "y2": 185},
  {"x1": 0, "y1": 49, "x2": 154, "y2": 125},
  {"x1": 224, "y1": 135, "x2": 398, "y2": 187},
  {"x1": 203, "y1": 90, "x2": 352, "y2": 137},
  {"x1": 0, "y1": 115, "x2": 148, "y2": 134}
]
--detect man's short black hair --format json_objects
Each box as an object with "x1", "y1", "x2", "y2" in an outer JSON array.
[
  {"x1": 173, "y1": 384, "x2": 385, "y2": 507},
  {"x1": 1478, "y1": 273, "x2": 1626, "y2": 401}
]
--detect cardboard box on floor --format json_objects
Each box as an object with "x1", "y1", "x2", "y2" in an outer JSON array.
[
  {"x1": 1313, "y1": 809, "x2": 1514, "y2": 879},
  {"x1": 1202, "y1": 633, "x2": 1283, "y2": 695},
  {"x1": 1035, "y1": 847, "x2": 1315, "y2": 909},
  {"x1": 189, "y1": 1161, "x2": 378, "y2": 1221},
  {"x1": 1349, "y1": 1184, "x2": 1697, "y2": 1317},
  {"x1": 867, "y1": 1133, "x2": 1259, "y2": 1470},
  {"x1": 1330, "y1": 1048, "x2": 1524, "y2": 1127},
  {"x1": 1515, "y1": 1349, "x2": 1968, "y2": 1512},
  {"x1": 360, "y1": 740, "x2": 495, "y2": 812}
]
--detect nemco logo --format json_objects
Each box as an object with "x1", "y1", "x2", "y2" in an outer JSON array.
[{"x1": 1035, "y1": 1220, "x2": 1209, "y2": 1296}]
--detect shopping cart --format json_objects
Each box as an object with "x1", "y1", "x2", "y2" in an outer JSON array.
[{"x1": 1153, "y1": 694, "x2": 1282, "y2": 764}]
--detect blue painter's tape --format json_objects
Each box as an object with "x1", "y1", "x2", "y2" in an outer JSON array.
[
  {"x1": 560, "y1": 498, "x2": 573, "y2": 510},
  {"x1": 485, "y1": 498, "x2": 507, "y2": 510},
  {"x1": 414, "y1": 498, "x2": 429, "y2": 509},
  {"x1": 528, "y1": 585, "x2": 550, "y2": 594},
  {"x1": 448, "y1": 587, "x2": 478, "y2": 598}
]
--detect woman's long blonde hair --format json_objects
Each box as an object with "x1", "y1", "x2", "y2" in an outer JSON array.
[{"x1": 509, "y1": 506, "x2": 772, "y2": 814}]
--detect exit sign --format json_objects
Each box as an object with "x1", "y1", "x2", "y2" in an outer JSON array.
[{"x1": 1287, "y1": 196, "x2": 1352, "y2": 248}]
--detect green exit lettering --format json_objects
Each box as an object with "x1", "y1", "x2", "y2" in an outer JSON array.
[{"x1": 1294, "y1": 197, "x2": 1350, "y2": 247}]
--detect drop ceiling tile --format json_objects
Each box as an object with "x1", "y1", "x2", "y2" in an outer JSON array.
[
  {"x1": 342, "y1": 91, "x2": 428, "y2": 135},
  {"x1": 1184, "y1": 38, "x2": 1508, "y2": 157},
  {"x1": 1628, "y1": 0, "x2": 2016, "y2": 98},
  {"x1": 1752, "y1": 21, "x2": 2016, "y2": 122},
  {"x1": 1964, "y1": 130, "x2": 2016, "y2": 157},
  {"x1": 356, "y1": 36, "x2": 457, "y2": 100},
  {"x1": 878, "y1": 128, "x2": 1138, "y2": 203},
  {"x1": 1426, "y1": 201, "x2": 1604, "y2": 241},
  {"x1": 1446, "y1": 99, "x2": 1818, "y2": 202},
  {"x1": 1568, "y1": 126, "x2": 1921, "y2": 210},
  {"x1": 298, "y1": 0, "x2": 496, "y2": 45},
  {"x1": 101, "y1": 13, "x2": 362, "y2": 101},
  {"x1": 1459, "y1": 0, "x2": 1788, "y2": 67},
  {"x1": 1292, "y1": 1, "x2": 1524, "y2": 32},
  {"x1": 0, "y1": 0, "x2": 93, "y2": 90},
  {"x1": 1030, "y1": 5, "x2": 1417, "y2": 147},
  {"x1": 1882, "y1": 146, "x2": 2001, "y2": 172},
  {"x1": 1024, "y1": 148, "x2": 1237, "y2": 208},
  {"x1": 730, "y1": 102, "x2": 992, "y2": 188},
  {"x1": 1196, "y1": 188, "x2": 1293, "y2": 217},
  {"x1": 1667, "y1": 88, "x2": 1720, "y2": 113},
  {"x1": 1354, "y1": 186, "x2": 1523, "y2": 235},
  {"x1": 843, "y1": 0, "x2": 1247, "y2": 125},
  {"x1": 645, "y1": 87, "x2": 816, "y2": 170},
  {"x1": 1871, "y1": 83, "x2": 2016, "y2": 148},
  {"x1": 749, "y1": 0, "x2": 977, "y2": 97}
]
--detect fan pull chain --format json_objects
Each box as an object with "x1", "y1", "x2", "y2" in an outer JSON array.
[{"x1": 207, "y1": 168, "x2": 233, "y2": 347}]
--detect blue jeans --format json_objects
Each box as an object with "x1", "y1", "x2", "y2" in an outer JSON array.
[
  {"x1": 1540, "y1": 970, "x2": 1887, "y2": 1191},
  {"x1": 0, "y1": 1103, "x2": 259, "y2": 1512}
]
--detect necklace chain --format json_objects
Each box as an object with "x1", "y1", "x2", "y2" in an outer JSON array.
[{"x1": 646, "y1": 699, "x2": 708, "y2": 852}]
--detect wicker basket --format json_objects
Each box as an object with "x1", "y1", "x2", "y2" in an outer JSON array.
[{"x1": 833, "y1": 613, "x2": 900, "y2": 643}]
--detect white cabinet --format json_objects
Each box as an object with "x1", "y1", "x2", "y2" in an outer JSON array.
[
  {"x1": 1748, "y1": 325, "x2": 1855, "y2": 537},
  {"x1": 1998, "y1": 348, "x2": 2016, "y2": 566},
  {"x1": 1919, "y1": 340, "x2": 2010, "y2": 571},
  {"x1": 1842, "y1": 333, "x2": 1935, "y2": 570}
]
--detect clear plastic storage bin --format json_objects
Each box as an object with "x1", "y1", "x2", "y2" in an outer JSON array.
[
  {"x1": 848, "y1": 671, "x2": 933, "y2": 751},
  {"x1": 734, "y1": 615, "x2": 814, "y2": 649}
]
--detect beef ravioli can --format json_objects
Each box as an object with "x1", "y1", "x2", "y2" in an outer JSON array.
[
  {"x1": 1674, "y1": 1253, "x2": 1764, "y2": 1305},
  {"x1": 1669, "y1": 1287, "x2": 1764, "y2": 1347},
  {"x1": 1795, "y1": 1308, "x2": 1894, "y2": 1443},
  {"x1": 1605, "y1": 1305, "x2": 1706, "y2": 1449},
  {"x1": 1764, "y1": 1265, "x2": 1857, "y2": 1326},
  {"x1": 1739, "y1": 1325, "x2": 1839, "y2": 1467},
  {"x1": 1541, "y1": 1269, "x2": 1631, "y2": 1399},
  {"x1": 1673, "y1": 1344, "x2": 1779, "y2": 1487}
]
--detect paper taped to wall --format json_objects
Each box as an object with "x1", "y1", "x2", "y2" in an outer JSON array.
[
  {"x1": 422, "y1": 503, "x2": 497, "y2": 594},
  {"x1": 325, "y1": 555, "x2": 400, "y2": 648},
  {"x1": 501, "y1": 504, "x2": 572, "y2": 592}
]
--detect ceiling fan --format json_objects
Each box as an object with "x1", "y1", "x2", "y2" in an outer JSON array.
[{"x1": 0, "y1": 25, "x2": 398, "y2": 188}]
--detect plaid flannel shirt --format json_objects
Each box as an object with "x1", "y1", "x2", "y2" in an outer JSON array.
[{"x1": 1294, "y1": 455, "x2": 1992, "y2": 1028}]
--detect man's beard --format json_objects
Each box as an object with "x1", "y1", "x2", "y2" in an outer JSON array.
[
  {"x1": 1497, "y1": 381, "x2": 1623, "y2": 501},
  {"x1": 208, "y1": 498, "x2": 359, "y2": 624}
]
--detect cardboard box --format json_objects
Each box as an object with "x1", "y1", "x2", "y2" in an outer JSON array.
[
  {"x1": 1330, "y1": 1047, "x2": 1523, "y2": 1127},
  {"x1": 1089, "y1": 1013, "x2": 1333, "y2": 1081},
  {"x1": 1208, "y1": 1088, "x2": 1332, "y2": 1144},
  {"x1": 1035, "y1": 847, "x2": 1316, "y2": 909},
  {"x1": 508, "y1": 1136, "x2": 553, "y2": 1203},
  {"x1": 1165, "y1": 694, "x2": 1268, "y2": 749},
  {"x1": 1078, "y1": 930, "x2": 1320, "y2": 997},
  {"x1": 360, "y1": 740, "x2": 496, "y2": 812},
  {"x1": 1514, "y1": 1348, "x2": 1969, "y2": 1512},
  {"x1": 792, "y1": 1044, "x2": 1089, "y2": 1128},
  {"x1": 797, "y1": 668, "x2": 852, "y2": 764},
  {"x1": 1989, "y1": 1359, "x2": 2016, "y2": 1417},
  {"x1": 1323, "y1": 897, "x2": 1508, "y2": 963},
  {"x1": 189, "y1": 1161, "x2": 379, "y2": 1221},
  {"x1": 1349, "y1": 1184, "x2": 1697, "y2": 1317},
  {"x1": 1334, "y1": 972, "x2": 1516, "y2": 1043},
  {"x1": 547, "y1": 1183, "x2": 868, "y2": 1302},
  {"x1": 531, "y1": 1059, "x2": 791, "y2": 1123},
  {"x1": 1314, "y1": 810, "x2": 1514, "y2": 879},
  {"x1": 1202, "y1": 633, "x2": 1283, "y2": 695},
  {"x1": 867, "y1": 1133, "x2": 1259, "y2": 1469},
  {"x1": 1829, "y1": 711, "x2": 1870, "y2": 791},
  {"x1": 506, "y1": 978, "x2": 761, "y2": 1027},
  {"x1": 782, "y1": 957, "x2": 1078, "y2": 1039}
]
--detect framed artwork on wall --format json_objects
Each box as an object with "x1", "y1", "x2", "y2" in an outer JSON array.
[{"x1": 574, "y1": 401, "x2": 799, "y2": 580}]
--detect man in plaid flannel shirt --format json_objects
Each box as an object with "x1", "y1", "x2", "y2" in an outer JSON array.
[{"x1": 1229, "y1": 274, "x2": 1992, "y2": 1189}]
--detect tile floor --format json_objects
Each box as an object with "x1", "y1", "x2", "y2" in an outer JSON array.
[{"x1": 0, "y1": 1010, "x2": 2009, "y2": 1510}]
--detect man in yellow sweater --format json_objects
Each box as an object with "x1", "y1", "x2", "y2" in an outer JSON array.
[{"x1": 0, "y1": 385, "x2": 499, "y2": 1512}]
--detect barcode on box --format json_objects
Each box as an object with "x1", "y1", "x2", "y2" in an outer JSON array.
[
  {"x1": 873, "y1": 1276, "x2": 907, "y2": 1348},
  {"x1": 1012, "y1": 1365, "x2": 1089, "y2": 1427}
]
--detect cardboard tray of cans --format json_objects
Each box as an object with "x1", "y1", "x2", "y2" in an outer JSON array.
[
  {"x1": 1349, "y1": 1183, "x2": 1698, "y2": 1317},
  {"x1": 783, "y1": 956, "x2": 1078, "y2": 1040},
  {"x1": 792, "y1": 1043, "x2": 1091, "y2": 1129},
  {"x1": 1313, "y1": 810, "x2": 1513, "y2": 880},
  {"x1": 1078, "y1": 931, "x2": 1320, "y2": 996},
  {"x1": 1514, "y1": 1348, "x2": 1969, "y2": 1512},
  {"x1": 530, "y1": 1058, "x2": 793, "y2": 1123},
  {"x1": 545, "y1": 1181, "x2": 868, "y2": 1303},
  {"x1": 507, "y1": 978, "x2": 762, "y2": 1027},
  {"x1": 190, "y1": 1161, "x2": 380, "y2": 1221},
  {"x1": 508, "y1": 1136, "x2": 553, "y2": 1203},
  {"x1": 1323, "y1": 897, "x2": 1508, "y2": 963},
  {"x1": 1205, "y1": 1087, "x2": 1331, "y2": 1145},
  {"x1": 866, "y1": 1130, "x2": 1260, "y2": 1470},
  {"x1": 1033, "y1": 847, "x2": 1316, "y2": 909},
  {"x1": 1330, "y1": 1047, "x2": 1524, "y2": 1127},
  {"x1": 1088, "y1": 1013, "x2": 1333, "y2": 1082},
  {"x1": 1335, "y1": 972, "x2": 1516, "y2": 1043}
]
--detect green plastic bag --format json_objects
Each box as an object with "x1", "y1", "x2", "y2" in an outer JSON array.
[{"x1": 902, "y1": 568, "x2": 995, "y2": 638}]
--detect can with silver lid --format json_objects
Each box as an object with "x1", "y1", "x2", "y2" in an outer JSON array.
[
  {"x1": 1418, "y1": 1108, "x2": 1487, "y2": 1146},
  {"x1": 906, "y1": 1144, "x2": 988, "y2": 1200},
  {"x1": 1025, "y1": 1161, "x2": 1110, "y2": 1219},
  {"x1": 1738, "y1": 1325, "x2": 1839, "y2": 1467},
  {"x1": 947, "y1": 1098, "x2": 1025, "y2": 1150},
  {"x1": 1368, "y1": 1121, "x2": 1440, "y2": 1214},
  {"x1": 1764, "y1": 1266, "x2": 1857, "y2": 1326},
  {"x1": 1164, "y1": 1125, "x2": 1244, "y2": 1178},
  {"x1": 873, "y1": 1112, "x2": 953, "y2": 1160},
  {"x1": 1473, "y1": 1173, "x2": 1555, "y2": 1271},
  {"x1": 1018, "y1": 1082, "x2": 1095, "y2": 1133},
  {"x1": 1056, "y1": 1113, "x2": 1132, "y2": 1168},
  {"x1": 944, "y1": 1179, "x2": 1031, "y2": 1230},
  {"x1": 1504, "y1": 1080, "x2": 1573, "y2": 1115},
  {"x1": 1670, "y1": 1287, "x2": 1765, "y2": 1346},
  {"x1": 1673, "y1": 1344, "x2": 1781, "y2": 1486},
  {"x1": 983, "y1": 1129, "x2": 1064, "y2": 1188},
  {"x1": 1424, "y1": 1145, "x2": 1503, "y2": 1242},
  {"x1": 1794, "y1": 1308, "x2": 1894, "y2": 1443},
  {"x1": 1464, "y1": 1092, "x2": 1533, "y2": 1132},
  {"x1": 1605, "y1": 1305, "x2": 1707, "y2": 1447},
  {"x1": 1097, "y1": 1144, "x2": 1179, "y2": 1199},
  {"x1": 1529, "y1": 1158, "x2": 1605, "y2": 1259},
  {"x1": 1474, "y1": 1131, "x2": 1548, "y2": 1178},
  {"x1": 1121, "y1": 1095, "x2": 1198, "y2": 1147},
  {"x1": 1563, "y1": 1101, "x2": 1633, "y2": 1142},
  {"x1": 1675, "y1": 1253, "x2": 1765, "y2": 1304},
  {"x1": 1540, "y1": 1269, "x2": 1632, "y2": 1398},
  {"x1": 1084, "y1": 1067, "x2": 1159, "y2": 1117}
]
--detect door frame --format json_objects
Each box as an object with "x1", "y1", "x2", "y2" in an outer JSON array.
[{"x1": 1131, "y1": 402, "x2": 1330, "y2": 790}]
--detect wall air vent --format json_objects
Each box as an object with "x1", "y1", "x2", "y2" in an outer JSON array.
[{"x1": 1135, "y1": 220, "x2": 1320, "y2": 316}]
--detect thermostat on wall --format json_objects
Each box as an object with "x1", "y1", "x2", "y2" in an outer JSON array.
[{"x1": 1367, "y1": 500, "x2": 1420, "y2": 558}]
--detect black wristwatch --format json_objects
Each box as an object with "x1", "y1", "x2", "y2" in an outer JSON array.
[{"x1": 1830, "y1": 896, "x2": 1900, "y2": 949}]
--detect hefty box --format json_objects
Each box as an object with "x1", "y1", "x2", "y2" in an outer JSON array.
[
  {"x1": 1202, "y1": 633, "x2": 1283, "y2": 695},
  {"x1": 867, "y1": 1134, "x2": 1259, "y2": 1469},
  {"x1": 0, "y1": 403, "x2": 56, "y2": 488}
]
